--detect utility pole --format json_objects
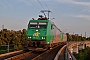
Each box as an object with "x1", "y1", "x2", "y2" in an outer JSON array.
[
  {"x1": 85, "y1": 32, "x2": 86, "y2": 37},
  {"x1": 2, "y1": 25, "x2": 4, "y2": 30},
  {"x1": 73, "y1": 32, "x2": 74, "y2": 35},
  {"x1": 81, "y1": 34, "x2": 82, "y2": 37}
]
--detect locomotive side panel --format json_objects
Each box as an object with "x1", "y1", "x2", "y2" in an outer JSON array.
[
  {"x1": 62, "y1": 34, "x2": 67, "y2": 42},
  {"x1": 45, "y1": 20, "x2": 52, "y2": 44},
  {"x1": 50, "y1": 24, "x2": 67, "y2": 44}
]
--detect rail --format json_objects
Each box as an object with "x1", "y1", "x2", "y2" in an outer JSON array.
[
  {"x1": 32, "y1": 44, "x2": 65, "y2": 60},
  {"x1": 54, "y1": 45, "x2": 66, "y2": 60}
]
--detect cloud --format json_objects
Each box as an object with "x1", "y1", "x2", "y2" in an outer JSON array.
[
  {"x1": 72, "y1": 1, "x2": 90, "y2": 6},
  {"x1": 72, "y1": 15, "x2": 90, "y2": 20},
  {"x1": 81, "y1": 9, "x2": 88, "y2": 12},
  {"x1": 57, "y1": 0, "x2": 90, "y2": 6}
]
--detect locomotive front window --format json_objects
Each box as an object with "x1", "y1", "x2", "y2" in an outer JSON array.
[
  {"x1": 39, "y1": 23, "x2": 47, "y2": 29},
  {"x1": 29, "y1": 22, "x2": 47, "y2": 29},
  {"x1": 30, "y1": 22, "x2": 37, "y2": 28}
]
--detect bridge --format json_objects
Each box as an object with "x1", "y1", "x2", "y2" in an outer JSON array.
[
  {"x1": 68, "y1": 41, "x2": 90, "y2": 53},
  {"x1": 53, "y1": 41, "x2": 90, "y2": 60},
  {"x1": 0, "y1": 41, "x2": 90, "y2": 60},
  {"x1": 65, "y1": 41, "x2": 90, "y2": 60}
]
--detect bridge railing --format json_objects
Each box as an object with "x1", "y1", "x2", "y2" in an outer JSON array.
[
  {"x1": 0, "y1": 44, "x2": 14, "y2": 54},
  {"x1": 65, "y1": 46, "x2": 77, "y2": 60}
]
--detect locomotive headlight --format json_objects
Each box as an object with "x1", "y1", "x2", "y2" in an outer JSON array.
[
  {"x1": 42, "y1": 37, "x2": 45, "y2": 39},
  {"x1": 30, "y1": 37, "x2": 31, "y2": 38},
  {"x1": 36, "y1": 30, "x2": 38, "y2": 31},
  {"x1": 43, "y1": 37, "x2": 45, "y2": 39},
  {"x1": 42, "y1": 37, "x2": 43, "y2": 39},
  {"x1": 28, "y1": 37, "x2": 31, "y2": 39},
  {"x1": 28, "y1": 37, "x2": 30, "y2": 38},
  {"x1": 47, "y1": 42, "x2": 49, "y2": 44}
]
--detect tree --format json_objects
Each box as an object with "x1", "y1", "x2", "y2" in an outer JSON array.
[
  {"x1": 74, "y1": 47, "x2": 90, "y2": 60},
  {"x1": 0, "y1": 29, "x2": 27, "y2": 50}
]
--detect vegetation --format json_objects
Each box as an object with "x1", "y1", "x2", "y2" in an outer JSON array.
[
  {"x1": 66, "y1": 33, "x2": 90, "y2": 60},
  {"x1": 0, "y1": 29, "x2": 26, "y2": 51},
  {"x1": 0, "y1": 30, "x2": 90, "y2": 54},
  {"x1": 66, "y1": 33, "x2": 90, "y2": 41},
  {"x1": 74, "y1": 47, "x2": 90, "y2": 60}
]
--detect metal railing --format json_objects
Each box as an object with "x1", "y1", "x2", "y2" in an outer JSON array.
[
  {"x1": 0, "y1": 44, "x2": 14, "y2": 54},
  {"x1": 65, "y1": 46, "x2": 77, "y2": 60}
]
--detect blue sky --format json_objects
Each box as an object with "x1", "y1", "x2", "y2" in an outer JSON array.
[{"x1": 0, "y1": 0, "x2": 90, "y2": 37}]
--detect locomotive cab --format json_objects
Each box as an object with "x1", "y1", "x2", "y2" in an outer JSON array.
[{"x1": 26, "y1": 19, "x2": 50, "y2": 50}]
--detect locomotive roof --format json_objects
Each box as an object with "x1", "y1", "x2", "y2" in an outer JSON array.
[{"x1": 29, "y1": 20, "x2": 49, "y2": 22}]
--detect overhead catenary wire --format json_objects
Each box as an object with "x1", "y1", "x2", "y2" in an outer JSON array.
[
  {"x1": 36, "y1": 0, "x2": 45, "y2": 10},
  {"x1": 27, "y1": 0, "x2": 50, "y2": 12},
  {"x1": 36, "y1": 0, "x2": 49, "y2": 17},
  {"x1": 44, "y1": 1, "x2": 51, "y2": 18},
  {"x1": 26, "y1": 0, "x2": 41, "y2": 9},
  {"x1": 43, "y1": 0, "x2": 49, "y2": 10},
  {"x1": 27, "y1": 0, "x2": 51, "y2": 18}
]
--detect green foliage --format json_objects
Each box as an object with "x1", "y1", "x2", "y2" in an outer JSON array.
[
  {"x1": 74, "y1": 47, "x2": 90, "y2": 60},
  {"x1": 66, "y1": 33, "x2": 87, "y2": 41},
  {"x1": 0, "y1": 29, "x2": 26, "y2": 50},
  {"x1": 86, "y1": 37, "x2": 90, "y2": 40}
]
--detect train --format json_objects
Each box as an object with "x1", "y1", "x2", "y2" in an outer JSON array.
[{"x1": 25, "y1": 11, "x2": 67, "y2": 51}]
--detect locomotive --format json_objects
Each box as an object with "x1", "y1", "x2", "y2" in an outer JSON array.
[{"x1": 25, "y1": 10, "x2": 67, "y2": 51}]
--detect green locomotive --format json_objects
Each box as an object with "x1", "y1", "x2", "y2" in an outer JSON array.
[
  {"x1": 25, "y1": 10, "x2": 67, "y2": 51},
  {"x1": 25, "y1": 16, "x2": 67, "y2": 51}
]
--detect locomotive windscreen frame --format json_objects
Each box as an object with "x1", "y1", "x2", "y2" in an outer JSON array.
[{"x1": 29, "y1": 22, "x2": 47, "y2": 29}]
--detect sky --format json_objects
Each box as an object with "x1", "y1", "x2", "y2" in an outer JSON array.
[{"x1": 0, "y1": 0, "x2": 90, "y2": 37}]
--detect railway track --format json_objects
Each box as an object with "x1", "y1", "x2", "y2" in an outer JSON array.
[
  {"x1": 22, "y1": 44, "x2": 65, "y2": 60},
  {"x1": 0, "y1": 43, "x2": 66, "y2": 60},
  {"x1": 0, "y1": 50, "x2": 32, "y2": 60},
  {"x1": 0, "y1": 49, "x2": 45, "y2": 60},
  {"x1": 32, "y1": 45, "x2": 64, "y2": 60},
  {"x1": 0, "y1": 50, "x2": 23, "y2": 60},
  {"x1": 22, "y1": 51, "x2": 44, "y2": 60}
]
